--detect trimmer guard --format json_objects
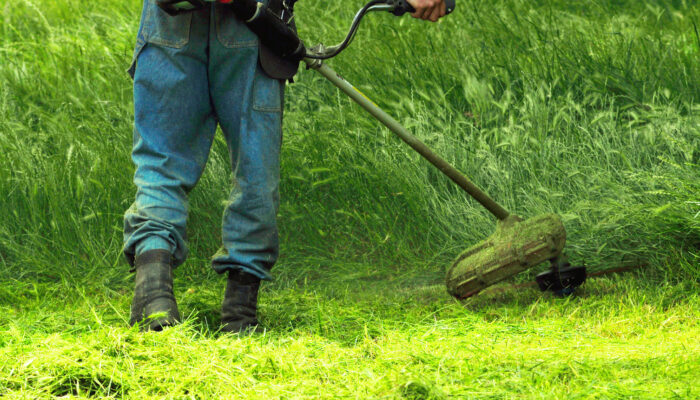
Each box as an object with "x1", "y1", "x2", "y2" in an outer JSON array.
[{"x1": 446, "y1": 214, "x2": 566, "y2": 298}]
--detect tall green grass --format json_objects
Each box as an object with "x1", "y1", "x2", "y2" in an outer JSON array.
[
  {"x1": 1, "y1": 0, "x2": 698, "y2": 284},
  {"x1": 2, "y1": 0, "x2": 698, "y2": 285}
]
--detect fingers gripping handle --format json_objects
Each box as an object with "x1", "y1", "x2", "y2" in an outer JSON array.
[{"x1": 391, "y1": 0, "x2": 455, "y2": 16}]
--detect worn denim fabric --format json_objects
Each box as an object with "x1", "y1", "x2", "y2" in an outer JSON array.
[{"x1": 123, "y1": 1, "x2": 283, "y2": 280}]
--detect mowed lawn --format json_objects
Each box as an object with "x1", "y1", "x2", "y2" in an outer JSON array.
[
  {"x1": 1, "y1": 272, "x2": 698, "y2": 398},
  {"x1": 1, "y1": 0, "x2": 698, "y2": 398}
]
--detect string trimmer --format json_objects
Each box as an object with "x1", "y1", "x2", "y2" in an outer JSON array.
[{"x1": 156, "y1": 0, "x2": 587, "y2": 298}]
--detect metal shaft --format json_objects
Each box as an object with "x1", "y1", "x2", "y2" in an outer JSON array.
[{"x1": 306, "y1": 59, "x2": 510, "y2": 220}]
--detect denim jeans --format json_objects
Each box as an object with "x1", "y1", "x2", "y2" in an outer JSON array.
[{"x1": 123, "y1": 1, "x2": 283, "y2": 280}]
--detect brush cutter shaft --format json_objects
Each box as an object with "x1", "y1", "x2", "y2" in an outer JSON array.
[{"x1": 308, "y1": 60, "x2": 510, "y2": 220}]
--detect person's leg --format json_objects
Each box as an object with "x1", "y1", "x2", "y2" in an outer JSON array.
[
  {"x1": 124, "y1": 2, "x2": 215, "y2": 329},
  {"x1": 207, "y1": 4, "x2": 284, "y2": 332},
  {"x1": 124, "y1": 3, "x2": 216, "y2": 269},
  {"x1": 208, "y1": 4, "x2": 284, "y2": 281}
]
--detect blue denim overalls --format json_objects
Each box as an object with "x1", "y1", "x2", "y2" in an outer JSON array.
[{"x1": 123, "y1": 1, "x2": 283, "y2": 281}]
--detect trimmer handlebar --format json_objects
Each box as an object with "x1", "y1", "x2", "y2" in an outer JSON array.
[
  {"x1": 157, "y1": 0, "x2": 455, "y2": 19},
  {"x1": 156, "y1": 0, "x2": 456, "y2": 61}
]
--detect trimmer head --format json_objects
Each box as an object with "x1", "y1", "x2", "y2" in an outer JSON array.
[
  {"x1": 446, "y1": 214, "x2": 566, "y2": 299},
  {"x1": 535, "y1": 260, "x2": 586, "y2": 296}
]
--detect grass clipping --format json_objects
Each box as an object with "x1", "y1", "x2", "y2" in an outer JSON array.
[{"x1": 446, "y1": 214, "x2": 566, "y2": 298}]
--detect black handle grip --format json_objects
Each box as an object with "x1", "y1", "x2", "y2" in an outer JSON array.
[{"x1": 392, "y1": 0, "x2": 455, "y2": 16}]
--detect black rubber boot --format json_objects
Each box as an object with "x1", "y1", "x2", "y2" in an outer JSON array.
[
  {"x1": 220, "y1": 270, "x2": 261, "y2": 334},
  {"x1": 129, "y1": 249, "x2": 180, "y2": 331}
]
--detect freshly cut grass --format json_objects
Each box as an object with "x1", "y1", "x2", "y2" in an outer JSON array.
[{"x1": 1, "y1": 274, "x2": 698, "y2": 398}]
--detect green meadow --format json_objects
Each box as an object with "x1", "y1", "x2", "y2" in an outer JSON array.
[{"x1": 0, "y1": 0, "x2": 698, "y2": 398}]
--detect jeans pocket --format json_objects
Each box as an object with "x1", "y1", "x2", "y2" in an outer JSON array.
[
  {"x1": 142, "y1": 0, "x2": 192, "y2": 48},
  {"x1": 253, "y1": 73, "x2": 283, "y2": 113},
  {"x1": 127, "y1": 38, "x2": 147, "y2": 79},
  {"x1": 215, "y1": 3, "x2": 258, "y2": 48}
]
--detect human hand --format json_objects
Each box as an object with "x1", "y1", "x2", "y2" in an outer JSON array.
[{"x1": 406, "y1": 0, "x2": 446, "y2": 22}]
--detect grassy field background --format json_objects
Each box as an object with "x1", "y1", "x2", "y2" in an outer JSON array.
[{"x1": 1, "y1": 0, "x2": 699, "y2": 398}]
